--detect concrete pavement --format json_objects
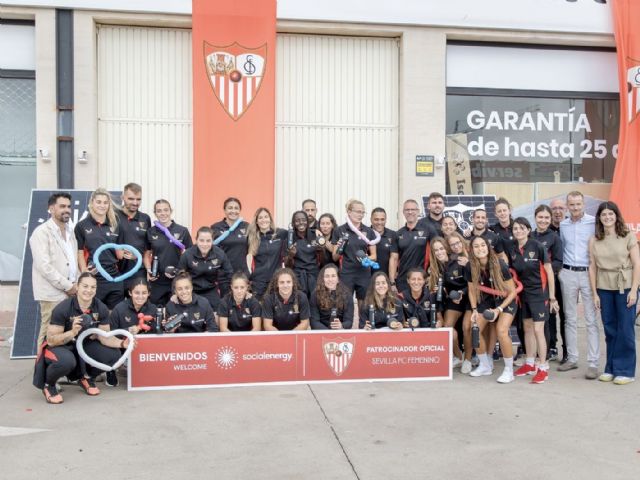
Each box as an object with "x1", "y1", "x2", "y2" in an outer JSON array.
[{"x1": 1, "y1": 324, "x2": 638, "y2": 480}]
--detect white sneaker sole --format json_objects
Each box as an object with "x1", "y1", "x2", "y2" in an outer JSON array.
[{"x1": 470, "y1": 368, "x2": 493, "y2": 377}]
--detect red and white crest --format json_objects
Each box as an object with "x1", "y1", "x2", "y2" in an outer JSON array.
[
  {"x1": 323, "y1": 337, "x2": 355, "y2": 376},
  {"x1": 204, "y1": 42, "x2": 267, "y2": 121},
  {"x1": 627, "y1": 57, "x2": 640, "y2": 124}
]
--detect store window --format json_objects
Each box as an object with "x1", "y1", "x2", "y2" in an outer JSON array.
[
  {"x1": 446, "y1": 93, "x2": 619, "y2": 192},
  {"x1": 0, "y1": 74, "x2": 37, "y2": 281},
  {"x1": 0, "y1": 21, "x2": 37, "y2": 281}
]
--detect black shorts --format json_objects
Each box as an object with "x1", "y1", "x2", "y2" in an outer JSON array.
[
  {"x1": 476, "y1": 300, "x2": 518, "y2": 320},
  {"x1": 444, "y1": 296, "x2": 469, "y2": 313},
  {"x1": 522, "y1": 300, "x2": 549, "y2": 322}
]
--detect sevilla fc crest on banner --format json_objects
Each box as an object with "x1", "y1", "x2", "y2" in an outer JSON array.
[
  {"x1": 204, "y1": 42, "x2": 267, "y2": 121},
  {"x1": 323, "y1": 338, "x2": 355, "y2": 376},
  {"x1": 626, "y1": 58, "x2": 640, "y2": 124}
]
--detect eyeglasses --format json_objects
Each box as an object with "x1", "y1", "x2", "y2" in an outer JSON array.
[{"x1": 449, "y1": 241, "x2": 463, "y2": 247}]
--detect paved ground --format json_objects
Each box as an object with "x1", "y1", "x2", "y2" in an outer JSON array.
[{"x1": 0, "y1": 315, "x2": 638, "y2": 480}]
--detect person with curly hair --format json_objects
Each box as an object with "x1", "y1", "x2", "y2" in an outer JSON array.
[
  {"x1": 262, "y1": 268, "x2": 310, "y2": 331},
  {"x1": 310, "y1": 264, "x2": 354, "y2": 329}
]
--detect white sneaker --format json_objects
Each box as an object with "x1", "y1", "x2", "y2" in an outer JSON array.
[
  {"x1": 470, "y1": 364, "x2": 493, "y2": 377},
  {"x1": 460, "y1": 360, "x2": 472, "y2": 374},
  {"x1": 452, "y1": 356, "x2": 462, "y2": 369},
  {"x1": 497, "y1": 369, "x2": 514, "y2": 384}
]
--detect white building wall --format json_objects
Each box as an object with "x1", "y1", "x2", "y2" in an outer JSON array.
[
  {"x1": 96, "y1": 25, "x2": 193, "y2": 227},
  {"x1": 275, "y1": 33, "x2": 399, "y2": 226}
]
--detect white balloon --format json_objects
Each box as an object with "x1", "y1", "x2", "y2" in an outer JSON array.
[{"x1": 76, "y1": 328, "x2": 135, "y2": 372}]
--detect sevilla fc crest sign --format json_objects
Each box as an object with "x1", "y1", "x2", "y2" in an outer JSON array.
[
  {"x1": 204, "y1": 42, "x2": 267, "y2": 121},
  {"x1": 323, "y1": 337, "x2": 355, "y2": 376}
]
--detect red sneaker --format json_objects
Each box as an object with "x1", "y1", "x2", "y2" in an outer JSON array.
[
  {"x1": 515, "y1": 363, "x2": 537, "y2": 377},
  {"x1": 532, "y1": 369, "x2": 549, "y2": 384},
  {"x1": 79, "y1": 377, "x2": 100, "y2": 396}
]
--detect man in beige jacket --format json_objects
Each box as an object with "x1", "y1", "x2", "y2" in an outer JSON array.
[{"x1": 29, "y1": 192, "x2": 79, "y2": 348}]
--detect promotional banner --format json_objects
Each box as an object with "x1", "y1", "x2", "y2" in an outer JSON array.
[
  {"x1": 128, "y1": 329, "x2": 452, "y2": 391},
  {"x1": 191, "y1": 0, "x2": 277, "y2": 230},
  {"x1": 611, "y1": 0, "x2": 640, "y2": 235}
]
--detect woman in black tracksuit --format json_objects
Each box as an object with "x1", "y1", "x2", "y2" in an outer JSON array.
[
  {"x1": 510, "y1": 217, "x2": 558, "y2": 384},
  {"x1": 331, "y1": 199, "x2": 378, "y2": 300},
  {"x1": 34, "y1": 272, "x2": 127, "y2": 403},
  {"x1": 74, "y1": 188, "x2": 124, "y2": 309},
  {"x1": 178, "y1": 226, "x2": 233, "y2": 311},
  {"x1": 246, "y1": 207, "x2": 287, "y2": 298},
  {"x1": 145, "y1": 199, "x2": 193, "y2": 306},
  {"x1": 359, "y1": 272, "x2": 404, "y2": 330},
  {"x1": 532, "y1": 204, "x2": 564, "y2": 361},
  {"x1": 217, "y1": 272, "x2": 262, "y2": 332},
  {"x1": 262, "y1": 268, "x2": 310, "y2": 331},
  {"x1": 164, "y1": 272, "x2": 218, "y2": 333},
  {"x1": 400, "y1": 268, "x2": 433, "y2": 328},
  {"x1": 211, "y1": 197, "x2": 249, "y2": 275},
  {"x1": 310, "y1": 264, "x2": 355, "y2": 329},
  {"x1": 286, "y1": 210, "x2": 323, "y2": 298}
]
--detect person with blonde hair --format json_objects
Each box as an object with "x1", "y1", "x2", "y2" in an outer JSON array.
[
  {"x1": 331, "y1": 199, "x2": 380, "y2": 300},
  {"x1": 75, "y1": 188, "x2": 124, "y2": 309},
  {"x1": 246, "y1": 207, "x2": 286, "y2": 298}
]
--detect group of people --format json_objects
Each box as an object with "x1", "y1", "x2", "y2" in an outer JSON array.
[{"x1": 29, "y1": 184, "x2": 639, "y2": 404}]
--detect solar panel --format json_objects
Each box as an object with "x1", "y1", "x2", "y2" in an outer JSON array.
[{"x1": 421, "y1": 194, "x2": 497, "y2": 231}]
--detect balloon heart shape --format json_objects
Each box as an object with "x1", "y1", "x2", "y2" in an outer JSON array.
[
  {"x1": 93, "y1": 243, "x2": 142, "y2": 282},
  {"x1": 76, "y1": 328, "x2": 134, "y2": 372}
]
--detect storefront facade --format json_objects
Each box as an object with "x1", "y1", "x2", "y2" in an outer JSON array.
[{"x1": 0, "y1": 0, "x2": 617, "y2": 283}]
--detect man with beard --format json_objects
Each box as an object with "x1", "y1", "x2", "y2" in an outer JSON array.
[
  {"x1": 29, "y1": 192, "x2": 79, "y2": 348},
  {"x1": 419, "y1": 192, "x2": 445, "y2": 236},
  {"x1": 117, "y1": 183, "x2": 152, "y2": 289}
]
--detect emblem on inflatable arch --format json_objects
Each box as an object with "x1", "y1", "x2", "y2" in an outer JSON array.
[
  {"x1": 627, "y1": 57, "x2": 640, "y2": 124},
  {"x1": 204, "y1": 42, "x2": 267, "y2": 121}
]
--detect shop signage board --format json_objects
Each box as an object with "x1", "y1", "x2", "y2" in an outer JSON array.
[{"x1": 128, "y1": 329, "x2": 452, "y2": 391}]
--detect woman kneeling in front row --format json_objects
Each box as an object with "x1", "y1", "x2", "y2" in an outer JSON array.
[
  {"x1": 262, "y1": 268, "x2": 310, "y2": 331},
  {"x1": 310, "y1": 264, "x2": 354, "y2": 329},
  {"x1": 359, "y1": 272, "x2": 404, "y2": 330},
  {"x1": 33, "y1": 273, "x2": 132, "y2": 404}
]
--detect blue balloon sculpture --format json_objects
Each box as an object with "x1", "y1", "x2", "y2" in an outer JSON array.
[{"x1": 92, "y1": 243, "x2": 142, "y2": 282}]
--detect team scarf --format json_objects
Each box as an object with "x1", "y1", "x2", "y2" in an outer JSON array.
[
  {"x1": 214, "y1": 218, "x2": 244, "y2": 246},
  {"x1": 345, "y1": 216, "x2": 381, "y2": 246},
  {"x1": 154, "y1": 221, "x2": 186, "y2": 251},
  {"x1": 478, "y1": 268, "x2": 523, "y2": 297}
]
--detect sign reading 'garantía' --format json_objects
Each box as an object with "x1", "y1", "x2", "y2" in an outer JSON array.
[{"x1": 128, "y1": 329, "x2": 452, "y2": 390}]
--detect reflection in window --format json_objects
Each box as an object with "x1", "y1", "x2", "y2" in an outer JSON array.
[
  {"x1": 446, "y1": 94, "x2": 619, "y2": 192},
  {"x1": 0, "y1": 76, "x2": 36, "y2": 280}
]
